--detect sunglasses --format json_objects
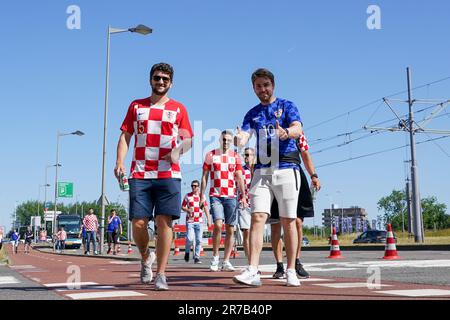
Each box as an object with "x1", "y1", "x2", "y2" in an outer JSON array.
[
  {"x1": 191, "y1": 185, "x2": 199, "y2": 188},
  {"x1": 244, "y1": 154, "x2": 253, "y2": 157},
  {"x1": 152, "y1": 75, "x2": 171, "y2": 83}
]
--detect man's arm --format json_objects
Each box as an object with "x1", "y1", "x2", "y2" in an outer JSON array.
[
  {"x1": 163, "y1": 137, "x2": 193, "y2": 164},
  {"x1": 235, "y1": 170, "x2": 248, "y2": 208},
  {"x1": 115, "y1": 131, "x2": 132, "y2": 179},
  {"x1": 203, "y1": 204, "x2": 212, "y2": 227},
  {"x1": 200, "y1": 169, "x2": 209, "y2": 204},
  {"x1": 300, "y1": 151, "x2": 321, "y2": 191}
]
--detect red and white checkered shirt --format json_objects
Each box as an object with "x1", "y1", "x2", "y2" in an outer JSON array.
[
  {"x1": 203, "y1": 149, "x2": 243, "y2": 198},
  {"x1": 237, "y1": 165, "x2": 252, "y2": 205},
  {"x1": 83, "y1": 214, "x2": 98, "y2": 232},
  {"x1": 182, "y1": 192, "x2": 208, "y2": 224},
  {"x1": 297, "y1": 132, "x2": 309, "y2": 152},
  {"x1": 120, "y1": 98, "x2": 193, "y2": 179}
]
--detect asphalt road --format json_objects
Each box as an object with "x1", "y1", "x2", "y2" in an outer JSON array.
[{"x1": 1, "y1": 243, "x2": 450, "y2": 301}]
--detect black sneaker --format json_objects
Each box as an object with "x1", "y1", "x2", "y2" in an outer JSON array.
[
  {"x1": 296, "y1": 263, "x2": 310, "y2": 279},
  {"x1": 273, "y1": 263, "x2": 285, "y2": 279},
  {"x1": 184, "y1": 252, "x2": 189, "y2": 262},
  {"x1": 194, "y1": 258, "x2": 202, "y2": 264},
  {"x1": 107, "y1": 247, "x2": 112, "y2": 255}
]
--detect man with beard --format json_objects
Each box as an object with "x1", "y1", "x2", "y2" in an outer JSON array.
[{"x1": 115, "y1": 63, "x2": 193, "y2": 291}]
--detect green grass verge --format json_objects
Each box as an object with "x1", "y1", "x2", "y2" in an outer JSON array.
[{"x1": 0, "y1": 245, "x2": 10, "y2": 266}]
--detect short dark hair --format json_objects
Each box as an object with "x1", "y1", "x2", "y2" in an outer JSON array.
[
  {"x1": 221, "y1": 130, "x2": 234, "y2": 137},
  {"x1": 251, "y1": 68, "x2": 275, "y2": 86},
  {"x1": 150, "y1": 62, "x2": 174, "y2": 81},
  {"x1": 191, "y1": 180, "x2": 200, "y2": 185},
  {"x1": 110, "y1": 209, "x2": 116, "y2": 213}
]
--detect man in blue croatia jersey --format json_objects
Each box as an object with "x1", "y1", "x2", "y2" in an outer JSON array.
[{"x1": 233, "y1": 68, "x2": 303, "y2": 287}]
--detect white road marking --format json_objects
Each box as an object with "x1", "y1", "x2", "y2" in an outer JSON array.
[
  {"x1": 10, "y1": 265, "x2": 35, "y2": 269},
  {"x1": 44, "y1": 281, "x2": 98, "y2": 288},
  {"x1": 0, "y1": 276, "x2": 20, "y2": 284},
  {"x1": 260, "y1": 275, "x2": 334, "y2": 282},
  {"x1": 66, "y1": 290, "x2": 146, "y2": 300},
  {"x1": 302, "y1": 259, "x2": 450, "y2": 270},
  {"x1": 375, "y1": 289, "x2": 450, "y2": 297},
  {"x1": 313, "y1": 282, "x2": 392, "y2": 289},
  {"x1": 109, "y1": 261, "x2": 134, "y2": 265},
  {"x1": 128, "y1": 273, "x2": 140, "y2": 278},
  {"x1": 56, "y1": 285, "x2": 116, "y2": 292}
]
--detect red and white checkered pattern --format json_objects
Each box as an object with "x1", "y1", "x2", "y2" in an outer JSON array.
[
  {"x1": 83, "y1": 214, "x2": 98, "y2": 232},
  {"x1": 182, "y1": 192, "x2": 208, "y2": 224},
  {"x1": 203, "y1": 149, "x2": 243, "y2": 198},
  {"x1": 120, "y1": 98, "x2": 193, "y2": 179},
  {"x1": 237, "y1": 165, "x2": 252, "y2": 205},
  {"x1": 297, "y1": 132, "x2": 309, "y2": 152}
]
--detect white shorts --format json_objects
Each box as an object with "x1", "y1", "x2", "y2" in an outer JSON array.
[{"x1": 249, "y1": 168, "x2": 300, "y2": 219}]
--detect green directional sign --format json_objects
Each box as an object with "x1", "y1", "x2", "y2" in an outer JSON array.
[{"x1": 58, "y1": 182, "x2": 73, "y2": 198}]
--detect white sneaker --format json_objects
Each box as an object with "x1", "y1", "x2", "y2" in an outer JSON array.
[
  {"x1": 210, "y1": 256, "x2": 220, "y2": 272},
  {"x1": 286, "y1": 268, "x2": 301, "y2": 287},
  {"x1": 222, "y1": 260, "x2": 236, "y2": 271},
  {"x1": 233, "y1": 266, "x2": 261, "y2": 287}
]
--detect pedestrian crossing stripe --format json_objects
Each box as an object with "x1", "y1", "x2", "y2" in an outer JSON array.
[
  {"x1": 44, "y1": 281, "x2": 98, "y2": 288},
  {"x1": 375, "y1": 289, "x2": 450, "y2": 297},
  {"x1": 56, "y1": 285, "x2": 116, "y2": 292},
  {"x1": 65, "y1": 290, "x2": 146, "y2": 300},
  {"x1": 10, "y1": 265, "x2": 35, "y2": 269},
  {"x1": 0, "y1": 276, "x2": 20, "y2": 284},
  {"x1": 313, "y1": 282, "x2": 392, "y2": 289}
]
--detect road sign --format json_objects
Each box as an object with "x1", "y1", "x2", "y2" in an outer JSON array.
[{"x1": 58, "y1": 182, "x2": 73, "y2": 198}]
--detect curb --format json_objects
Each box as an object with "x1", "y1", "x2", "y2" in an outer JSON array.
[{"x1": 33, "y1": 246, "x2": 141, "y2": 261}]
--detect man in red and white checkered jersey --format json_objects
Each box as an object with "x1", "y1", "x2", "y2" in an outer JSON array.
[
  {"x1": 181, "y1": 180, "x2": 212, "y2": 264},
  {"x1": 271, "y1": 131, "x2": 322, "y2": 280},
  {"x1": 200, "y1": 130, "x2": 247, "y2": 272},
  {"x1": 82, "y1": 208, "x2": 99, "y2": 255},
  {"x1": 115, "y1": 63, "x2": 193, "y2": 291},
  {"x1": 236, "y1": 147, "x2": 255, "y2": 259}
]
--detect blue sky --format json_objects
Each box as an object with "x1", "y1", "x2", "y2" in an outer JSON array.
[{"x1": 1, "y1": 0, "x2": 449, "y2": 230}]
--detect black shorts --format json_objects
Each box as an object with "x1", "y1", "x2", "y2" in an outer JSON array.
[{"x1": 107, "y1": 231, "x2": 119, "y2": 244}]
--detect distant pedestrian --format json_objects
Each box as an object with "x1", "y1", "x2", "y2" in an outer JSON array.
[
  {"x1": 181, "y1": 180, "x2": 212, "y2": 264},
  {"x1": 115, "y1": 62, "x2": 193, "y2": 290},
  {"x1": 200, "y1": 130, "x2": 247, "y2": 272},
  {"x1": 78, "y1": 225, "x2": 87, "y2": 253},
  {"x1": 56, "y1": 227, "x2": 67, "y2": 253},
  {"x1": 39, "y1": 229, "x2": 47, "y2": 243},
  {"x1": 24, "y1": 226, "x2": 33, "y2": 254},
  {"x1": 107, "y1": 209, "x2": 123, "y2": 255},
  {"x1": 83, "y1": 208, "x2": 99, "y2": 255},
  {"x1": 236, "y1": 147, "x2": 255, "y2": 259},
  {"x1": 10, "y1": 229, "x2": 20, "y2": 254}
]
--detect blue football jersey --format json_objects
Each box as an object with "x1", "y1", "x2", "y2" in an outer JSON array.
[{"x1": 241, "y1": 98, "x2": 302, "y2": 170}]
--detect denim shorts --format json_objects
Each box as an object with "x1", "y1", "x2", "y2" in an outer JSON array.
[
  {"x1": 129, "y1": 178, "x2": 181, "y2": 221},
  {"x1": 210, "y1": 196, "x2": 237, "y2": 226}
]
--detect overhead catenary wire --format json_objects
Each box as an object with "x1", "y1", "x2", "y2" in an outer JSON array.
[
  {"x1": 316, "y1": 135, "x2": 450, "y2": 168},
  {"x1": 307, "y1": 75, "x2": 450, "y2": 131}
]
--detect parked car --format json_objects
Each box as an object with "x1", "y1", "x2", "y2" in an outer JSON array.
[
  {"x1": 302, "y1": 236, "x2": 310, "y2": 246},
  {"x1": 353, "y1": 230, "x2": 397, "y2": 244}
]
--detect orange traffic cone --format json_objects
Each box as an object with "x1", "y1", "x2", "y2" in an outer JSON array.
[
  {"x1": 327, "y1": 227, "x2": 343, "y2": 259},
  {"x1": 200, "y1": 246, "x2": 205, "y2": 257},
  {"x1": 173, "y1": 244, "x2": 180, "y2": 256},
  {"x1": 231, "y1": 246, "x2": 240, "y2": 258},
  {"x1": 383, "y1": 223, "x2": 399, "y2": 260},
  {"x1": 127, "y1": 242, "x2": 133, "y2": 254}
]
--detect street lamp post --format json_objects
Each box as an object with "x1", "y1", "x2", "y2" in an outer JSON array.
[
  {"x1": 99, "y1": 24, "x2": 152, "y2": 255},
  {"x1": 53, "y1": 130, "x2": 84, "y2": 235}
]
